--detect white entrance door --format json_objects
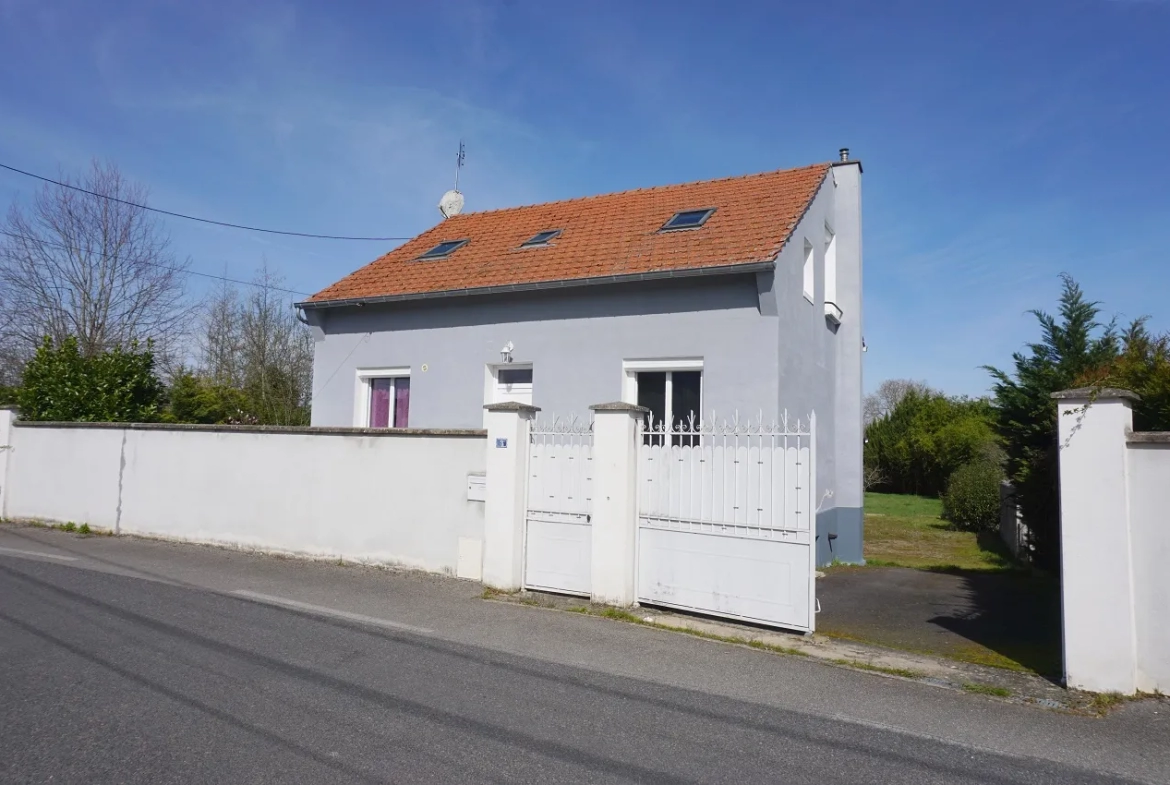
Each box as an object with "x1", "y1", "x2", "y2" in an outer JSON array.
[{"x1": 496, "y1": 366, "x2": 533, "y2": 406}]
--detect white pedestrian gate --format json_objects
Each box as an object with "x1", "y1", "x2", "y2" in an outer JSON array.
[
  {"x1": 637, "y1": 413, "x2": 817, "y2": 633},
  {"x1": 524, "y1": 416, "x2": 593, "y2": 596}
]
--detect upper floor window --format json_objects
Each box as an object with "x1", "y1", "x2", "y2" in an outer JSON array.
[
  {"x1": 824, "y1": 223, "x2": 837, "y2": 306},
  {"x1": 520, "y1": 230, "x2": 562, "y2": 247},
  {"x1": 660, "y1": 208, "x2": 716, "y2": 232},
  {"x1": 416, "y1": 239, "x2": 468, "y2": 260}
]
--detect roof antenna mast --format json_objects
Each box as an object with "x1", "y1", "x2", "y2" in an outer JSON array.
[{"x1": 439, "y1": 140, "x2": 466, "y2": 219}]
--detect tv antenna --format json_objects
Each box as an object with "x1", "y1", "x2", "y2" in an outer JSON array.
[{"x1": 439, "y1": 140, "x2": 466, "y2": 219}]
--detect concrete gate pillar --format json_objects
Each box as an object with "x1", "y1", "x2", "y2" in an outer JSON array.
[
  {"x1": 588, "y1": 402, "x2": 647, "y2": 606},
  {"x1": 482, "y1": 402, "x2": 539, "y2": 591}
]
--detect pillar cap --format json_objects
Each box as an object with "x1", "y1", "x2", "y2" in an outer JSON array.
[
  {"x1": 589, "y1": 402, "x2": 650, "y2": 413},
  {"x1": 1051, "y1": 387, "x2": 1140, "y2": 402},
  {"x1": 483, "y1": 402, "x2": 541, "y2": 413}
]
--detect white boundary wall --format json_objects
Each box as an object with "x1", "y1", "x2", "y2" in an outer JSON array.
[
  {"x1": 0, "y1": 413, "x2": 486, "y2": 578},
  {"x1": 0, "y1": 403, "x2": 824, "y2": 634},
  {"x1": 1054, "y1": 389, "x2": 1170, "y2": 694}
]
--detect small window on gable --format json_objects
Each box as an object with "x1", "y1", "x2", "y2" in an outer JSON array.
[
  {"x1": 416, "y1": 239, "x2": 468, "y2": 260},
  {"x1": 520, "y1": 230, "x2": 561, "y2": 247},
  {"x1": 660, "y1": 208, "x2": 715, "y2": 231},
  {"x1": 803, "y1": 238, "x2": 815, "y2": 304},
  {"x1": 824, "y1": 222, "x2": 837, "y2": 305}
]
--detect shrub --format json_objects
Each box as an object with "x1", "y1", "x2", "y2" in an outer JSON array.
[
  {"x1": 18, "y1": 336, "x2": 163, "y2": 422},
  {"x1": 865, "y1": 388, "x2": 1000, "y2": 497},
  {"x1": 165, "y1": 371, "x2": 249, "y2": 424},
  {"x1": 983, "y1": 275, "x2": 1170, "y2": 570},
  {"x1": 943, "y1": 460, "x2": 1003, "y2": 532}
]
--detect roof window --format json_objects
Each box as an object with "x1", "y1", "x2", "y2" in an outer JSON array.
[
  {"x1": 416, "y1": 239, "x2": 468, "y2": 260},
  {"x1": 520, "y1": 229, "x2": 562, "y2": 247},
  {"x1": 660, "y1": 208, "x2": 715, "y2": 231}
]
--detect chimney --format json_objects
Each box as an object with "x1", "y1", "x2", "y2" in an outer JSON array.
[{"x1": 839, "y1": 148, "x2": 850, "y2": 162}]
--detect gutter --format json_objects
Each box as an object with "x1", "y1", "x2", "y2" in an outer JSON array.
[{"x1": 297, "y1": 260, "x2": 776, "y2": 311}]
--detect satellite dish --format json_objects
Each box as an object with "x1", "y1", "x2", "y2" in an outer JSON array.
[{"x1": 439, "y1": 189, "x2": 464, "y2": 219}]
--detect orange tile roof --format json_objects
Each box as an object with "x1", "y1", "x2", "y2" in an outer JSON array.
[{"x1": 306, "y1": 162, "x2": 831, "y2": 305}]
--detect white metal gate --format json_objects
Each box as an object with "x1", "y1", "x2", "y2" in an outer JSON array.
[
  {"x1": 637, "y1": 412, "x2": 817, "y2": 633},
  {"x1": 524, "y1": 416, "x2": 593, "y2": 596}
]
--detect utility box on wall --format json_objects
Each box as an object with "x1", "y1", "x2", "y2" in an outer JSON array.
[{"x1": 466, "y1": 473, "x2": 486, "y2": 502}]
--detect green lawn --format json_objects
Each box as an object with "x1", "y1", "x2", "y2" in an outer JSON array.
[{"x1": 861, "y1": 492, "x2": 1016, "y2": 572}]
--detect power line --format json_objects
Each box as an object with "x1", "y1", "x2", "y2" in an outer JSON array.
[
  {"x1": 0, "y1": 229, "x2": 313, "y2": 297},
  {"x1": 0, "y1": 162, "x2": 413, "y2": 242}
]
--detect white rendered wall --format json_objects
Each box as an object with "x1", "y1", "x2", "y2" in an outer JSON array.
[
  {"x1": 4, "y1": 422, "x2": 485, "y2": 577},
  {"x1": 1126, "y1": 440, "x2": 1170, "y2": 692}
]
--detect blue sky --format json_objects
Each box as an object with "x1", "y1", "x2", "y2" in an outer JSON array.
[{"x1": 1, "y1": 0, "x2": 1167, "y2": 396}]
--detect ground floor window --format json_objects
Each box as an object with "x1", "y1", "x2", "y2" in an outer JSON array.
[
  {"x1": 368, "y1": 377, "x2": 410, "y2": 428},
  {"x1": 356, "y1": 368, "x2": 410, "y2": 428},
  {"x1": 629, "y1": 366, "x2": 702, "y2": 446}
]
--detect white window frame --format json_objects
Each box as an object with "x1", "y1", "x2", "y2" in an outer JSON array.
[
  {"x1": 802, "y1": 237, "x2": 815, "y2": 304},
  {"x1": 621, "y1": 359, "x2": 704, "y2": 428},
  {"x1": 354, "y1": 366, "x2": 411, "y2": 428}
]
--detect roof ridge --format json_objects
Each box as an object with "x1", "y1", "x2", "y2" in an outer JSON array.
[{"x1": 449, "y1": 161, "x2": 834, "y2": 221}]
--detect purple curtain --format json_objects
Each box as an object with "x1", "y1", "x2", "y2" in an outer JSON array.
[
  {"x1": 368, "y1": 378, "x2": 392, "y2": 428},
  {"x1": 394, "y1": 378, "x2": 410, "y2": 428}
]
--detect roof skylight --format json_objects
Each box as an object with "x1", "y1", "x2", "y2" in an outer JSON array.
[
  {"x1": 660, "y1": 208, "x2": 716, "y2": 231},
  {"x1": 416, "y1": 239, "x2": 468, "y2": 260},
  {"x1": 520, "y1": 229, "x2": 562, "y2": 247}
]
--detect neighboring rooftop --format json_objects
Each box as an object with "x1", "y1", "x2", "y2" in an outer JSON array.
[{"x1": 305, "y1": 161, "x2": 833, "y2": 306}]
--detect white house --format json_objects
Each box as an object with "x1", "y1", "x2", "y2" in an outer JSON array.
[{"x1": 300, "y1": 151, "x2": 865, "y2": 566}]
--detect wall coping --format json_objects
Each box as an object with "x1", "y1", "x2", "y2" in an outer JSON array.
[
  {"x1": 1051, "y1": 387, "x2": 1140, "y2": 401},
  {"x1": 483, "y1": 402, "x2": 541, "y2": 413},
  {"x1": 11, "y1": 420, "x2": 486, "y2": 438},
  {"x1": 1127, "y1": 430, "x2": 1170, "y2": 445},
  {"x1": 589, "y1": 401, "x2": 650, "y2": 413}
]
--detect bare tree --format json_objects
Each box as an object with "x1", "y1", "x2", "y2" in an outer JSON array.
[
  {"x1": 191, "y1": 261, "x2": 312, "y2": 425},
  {"x1": 862, "y1": 465, "x2": 887, "y2": 491},
  {"x1": 0, "y1": 292, "x2": 22, "y2": 387},
  {"x1": 0, "y1": 160, "x2": 191, "y2": 363},
  {"x1": 199, "y1": 276, "x2": 242, "y2": 388},
  {"x1": 863, "y1": 378, "x2": 934, "y2": 425}
]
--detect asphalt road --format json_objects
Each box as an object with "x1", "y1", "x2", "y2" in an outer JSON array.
[{"x1": 1, "y1": 528, "x2": 1166, "y2": 784}]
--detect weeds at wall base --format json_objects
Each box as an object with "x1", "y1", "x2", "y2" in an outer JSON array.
[
  {"x1": 963, "y1": 683, "x2": 1013, "y2": 697},
  {"x1": 829, "y1": 659, "x2": 924, "y2": 680},
  {"x1": 6, "y1": 519, "x2": 111, "y2": 536}
]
